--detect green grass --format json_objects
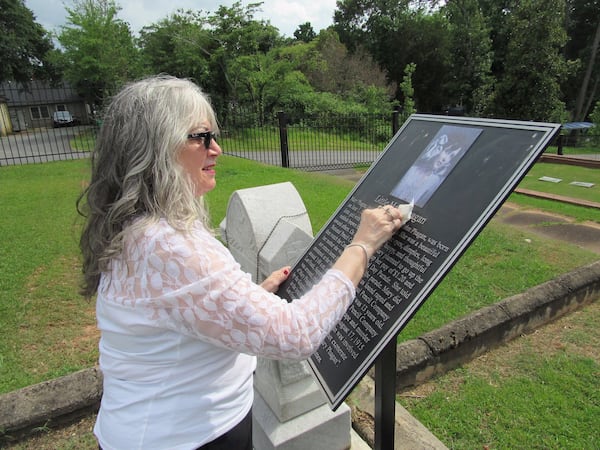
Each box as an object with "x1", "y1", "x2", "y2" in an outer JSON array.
[
  {"x1": 399, "y1": 300, "x2": 600, "y2": 449},
  {"x1": 221, "y1": 126, "x2": 386, "y2": 152},
  {"x1": 404, "y1": 355, "x2": 599, "y2": 449},
  {"x1": 518, "y1": 162, "x2": 600, "y2": 204},
  {"x1": 507, "y1": 162, "x2": 600, "y2": 224},
  {"x1": 0, "y1": 156, "x2": 598, "y2": 448},
  {"x1": 0, "y1": 156, "x2": 597, "y2": 395},
  {"x1": 69, "y1": 129, "x2": 96, "y2": 152},
  {"x1": 0, "y1": 160, "x2": 98, "y2": 393},
  {"x1": 397, "y1": 220, "x2": 597, "y2": 341}
]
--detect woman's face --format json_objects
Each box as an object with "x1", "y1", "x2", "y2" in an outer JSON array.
[{"x1": 178, "y1": 120, "x2": 222, "y2": 196}]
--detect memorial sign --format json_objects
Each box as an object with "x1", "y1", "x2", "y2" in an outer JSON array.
[{"x1": 277, "y1": 114, "x2": 561, "y2": 409}]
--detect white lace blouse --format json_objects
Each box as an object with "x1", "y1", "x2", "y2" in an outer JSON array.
[{"x1": 94, "y1": 218, "x2": 356, "y2": 450}]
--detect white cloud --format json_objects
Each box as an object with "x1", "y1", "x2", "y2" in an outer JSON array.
[{"x1": 263, "y1": 0, "x2": 337, "y2": 36}]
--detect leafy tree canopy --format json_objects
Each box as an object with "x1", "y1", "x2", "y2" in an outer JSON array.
[
  {"x1": 0, "y1": 0, "x2": 58, "y2": 83},
  {"x1": 138, "y1": 10, "x2": 211, "y2": 84},
  {"x1": 293, "y1": 22, "x2": 317, "y2": 42},
  {"x1": 57, "y1": 0, "x2": 141, "y2": 104}
]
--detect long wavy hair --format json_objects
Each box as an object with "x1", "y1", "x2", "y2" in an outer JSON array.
[{"x1": 77, "y1": 75, "x2": 218, "y2": 298}]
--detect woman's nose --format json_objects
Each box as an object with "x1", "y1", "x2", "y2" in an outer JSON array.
[{"x1": 209, "y1": 138, "x2": 222, "y2": 155}]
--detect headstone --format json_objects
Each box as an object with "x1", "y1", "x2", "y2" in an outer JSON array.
[
  {"x1": 220, "y1": 181, "x2": 311, "y2": 282},
  {"x1": 221, "y1": 181, "x2": 352, "y2": 450}
]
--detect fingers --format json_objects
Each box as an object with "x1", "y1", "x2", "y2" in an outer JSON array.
[
  {"x1": 260, "y1": 266, "x2": 291, "y2": 293},
  {"x1": 376, "y1": 205, "x2": 404, "y2": 232}
]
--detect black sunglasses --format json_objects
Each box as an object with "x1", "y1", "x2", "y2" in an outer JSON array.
[{"x1": 187, "y1": 131, "x2": 217, "y2": 149}]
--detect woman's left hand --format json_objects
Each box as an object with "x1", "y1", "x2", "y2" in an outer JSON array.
[{"x1": 260, "y1": 266, "x2": 291, "y2": 293}]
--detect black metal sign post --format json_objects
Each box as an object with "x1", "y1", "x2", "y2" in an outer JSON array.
[
  {"x1": 375, "y1": 338, "x2": 397, "y2": 450},
  {"x1": 277, "y1": 115, "x2": 560, "y2": 417}
]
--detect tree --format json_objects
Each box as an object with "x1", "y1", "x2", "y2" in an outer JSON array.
[
  {"x1": 57, "y1": 0, "x2": 140, "y2": 105},
  {"x1": 399, "y1": 62, "x2": 417, "y2": 122},
  {"x1": 589, "y1": 99, "x2": 600, "y2": 133},
  {"x1": 443, "y1": 0, "x2": 494, "y2": 115},
  {"x1": 477, "y1": 0, "x2": 514, "y2": 77},
  {"x1": 276, "y1": 30, "x2": 394, "y2": 113},
  {"x1": 493, "y1": 0, "x2": 570, "y2": 122},
  {"x1": 228, "y1": 50, "x2": 313, "y2": 122},
  {"x1": 293, "y1": 22, "x2": 316, "y2": 42},
  {"x1": 205, "y1": 1, "x2": 282, "y2": 109},
  {"x1": 138, "y1": 10, "x2": 212, "y2": 86},
  {"x1": 565, "y1": 0, "x2": 600, "y2": 120},
  {"x1": 0, "y1": 0, "x2": 58, "y2": 83},
  {"x1": 333, "y1": 0, "x2": 453, "y2": 112}
]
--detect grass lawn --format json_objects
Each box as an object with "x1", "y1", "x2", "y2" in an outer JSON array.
[
  {"x1": 518, "y1": 162, "x2": 600, "y2": 206},
  {"x1": 399, "y1": 300, "x2": 599, "y2": 450},
  {"x1": 0, "y1": 155, "x2": 598, "y2": 449}
]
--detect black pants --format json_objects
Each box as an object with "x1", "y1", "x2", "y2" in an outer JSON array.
[
  {"x1": 98, "y1": 409, "x2": 253, "y2": 450},
  {"x1": 197, "y1": 409, "x2": 253, "y2": 450}
]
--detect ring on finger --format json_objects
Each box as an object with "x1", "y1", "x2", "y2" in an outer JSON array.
[{"x1": 384, "y1": 207, "x2": 394, "y2": 220}]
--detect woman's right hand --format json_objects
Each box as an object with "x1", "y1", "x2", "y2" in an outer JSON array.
[
  {"x1": 352, "y1": 205, "x2": 406, "y2": 258},
  {"x1": 333, "y1": 204, "x2": 408, "y2": 286}
]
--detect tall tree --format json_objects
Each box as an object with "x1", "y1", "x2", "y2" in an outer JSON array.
[
  {"x1": 443, "y1": 0, "x2": 494, "y2": 115},
  {"x1": 138, "y1": 10, "x2": 212, "y2": 85},
  {"x1": 493, "y1": 0, "x2": 570, "y2": 122},
  {"x1": 57, "y1": 0, "x2": 140, "y2": 105},
  {"x1": 228, "y1": 50, "x2": 312, "y2": 122},
  {"x1": 277, "y1": 30, "x2": 393, "y2": 112},
  {"x1": 477, "y1": 0, "x2": 514, "y2": 78},
  {"x1": 0, "y1": 0, "x2": 58, "y2": 83},
  {"x1": 206, "y1": 1, "x2": 282, "y2": 109},
  {"x1": 565, "y1": 0, "x2": 600, "y2": 120},
  {"x1": 398, "y1": 62, "x2": 417, "y2": 122}
]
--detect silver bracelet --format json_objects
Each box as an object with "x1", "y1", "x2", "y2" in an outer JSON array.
[{"x1": 345, "y1": 243, "x2": 370, "y2": 271}]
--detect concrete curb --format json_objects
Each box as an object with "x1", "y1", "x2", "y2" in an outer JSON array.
[
  {"x1": 1, "y1": 260, "x2": 599, "y2": 446},
  {"x1": 349, "y1": 376, "x2": 448, "y2": 450},
  {"x1": 514, "y1": 188, "x2": 600, "y2": 209},
  {"x1": 539, "y1": 154, "x2": 600, "y2": 169},
  {"x1": 0, "y1": 367, "x2": 102, "y2": 442},
  {"x1": 388, "y1": 259, "x2": 600, "y2": 391}
]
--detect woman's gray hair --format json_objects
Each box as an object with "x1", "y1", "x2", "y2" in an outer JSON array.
[{"x1": 77, "y1": 75, "x2": 218, "y2": 298}]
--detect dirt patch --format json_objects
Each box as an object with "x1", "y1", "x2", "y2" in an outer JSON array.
[
  {"x1": 3, "y1": 414, "x2": 97, "y2": 449},
  {"x1": 497, "y1": 202, "x2": 600, "y2": 255}
]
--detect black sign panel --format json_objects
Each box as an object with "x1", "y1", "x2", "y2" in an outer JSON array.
[{"x1": 277, "y1": 114, "x2": 560, "y2": 409}]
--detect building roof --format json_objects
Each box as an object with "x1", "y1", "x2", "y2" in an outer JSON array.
[{"x1": 0, "y1": 80, "x2": 82, "y2": 106}]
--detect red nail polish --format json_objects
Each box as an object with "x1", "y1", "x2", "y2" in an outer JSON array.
[{"x1": 283, "y1": 269, "x2": 289, "y2": 275}]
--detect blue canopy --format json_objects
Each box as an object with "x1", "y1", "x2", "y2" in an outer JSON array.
[{"x1": 561, "y1": 122, "x2": 595, "y2": 130}]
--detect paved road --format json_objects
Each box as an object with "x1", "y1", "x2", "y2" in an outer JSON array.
[
  {"x1": 1, "y1": 132, "x2": 380, "y2": 169},
  {"x1": 0, "y1": 126, "x2": 91, "y2": 166}
]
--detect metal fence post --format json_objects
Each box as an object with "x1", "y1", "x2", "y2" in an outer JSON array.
[
  {"x1": 392, "y1": 107, "x2": 400, "y2": 136},
  {"x1": 278, "y1": 111, "x2": 289, "y2": 168}
]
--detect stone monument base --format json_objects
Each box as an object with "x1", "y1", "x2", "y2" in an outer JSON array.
[{"x1": 253, "y1": 392, "x2": 352, "y2": 450}]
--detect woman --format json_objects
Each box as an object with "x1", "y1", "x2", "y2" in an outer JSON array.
[{"x1": 78, "y1": 75, "x2": 406, "y2": 450}]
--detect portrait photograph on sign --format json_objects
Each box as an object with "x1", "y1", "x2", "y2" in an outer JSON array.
[
  {"x1": 390, "y1": 125, "x2": 481, "y2": 207},
  {"x1": 276, "y1": 114, "x2": 561, "y2": 409}
]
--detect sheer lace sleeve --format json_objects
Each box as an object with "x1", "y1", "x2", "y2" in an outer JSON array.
[{"x1": 104, "y1": 220, "x2": 355, "y2": 360}]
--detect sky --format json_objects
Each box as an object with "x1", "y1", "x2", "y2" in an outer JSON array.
[{"x1": 24, "y1": 0, "x2": 338, "y2": 38}]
